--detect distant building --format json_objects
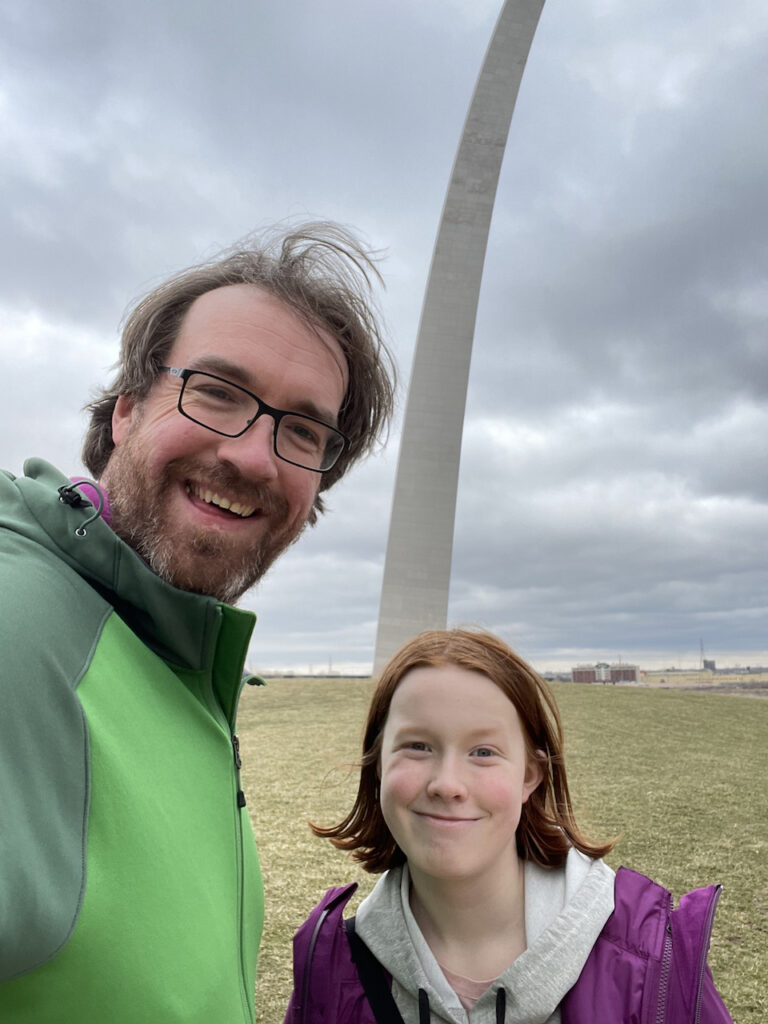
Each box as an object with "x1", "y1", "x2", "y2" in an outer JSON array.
[
  {"x1": 703, "y1": 659, "x2": 716, "y2": 671},
  {"x1": 571, "y1": 662, "x2": 640, "y2": 684},
  {"x1": 572, "y1": 662, "x2": 609, "y2": 683}
]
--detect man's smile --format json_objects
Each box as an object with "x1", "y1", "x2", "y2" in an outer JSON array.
[{"x1": 185, "y1": 481, "x2": 259, "y2": 519}]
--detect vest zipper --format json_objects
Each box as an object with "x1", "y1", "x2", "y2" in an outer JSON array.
[
  {"x1": 655, "y1": 900, "x2": 674, "y2": 1024},
  {"x1": 694, "y1": 886, "x2": 722, "y2": 1024}
]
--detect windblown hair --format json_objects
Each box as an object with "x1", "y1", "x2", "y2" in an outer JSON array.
[
  {"x1": 313, "y1": 629, "x2": 617, "y2": 872},
  {"x1": 82, "y1": 221, "x2": 396, "y2": 523}
]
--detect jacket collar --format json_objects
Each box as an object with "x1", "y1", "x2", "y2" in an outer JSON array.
[{"x1": 11, "y1": 459, "x2": 256, "y2": 675}]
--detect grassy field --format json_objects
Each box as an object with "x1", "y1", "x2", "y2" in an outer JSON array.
[{"x1": 238, "y1": 678, "x2": 768, "y2": 1024}]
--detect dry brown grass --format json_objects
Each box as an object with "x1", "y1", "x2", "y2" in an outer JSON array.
[{"x1": 238, "y1": 678, "x2": 768, "y2": 1024}]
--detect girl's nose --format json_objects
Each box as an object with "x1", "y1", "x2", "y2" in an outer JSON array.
[{"x1": 426, "y1": 757, "x2": 468, "y2": 801}]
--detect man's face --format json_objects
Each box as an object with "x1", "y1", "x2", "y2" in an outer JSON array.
[{"x1": 100, "y1": 284, "x2": 348, "y2": 603}]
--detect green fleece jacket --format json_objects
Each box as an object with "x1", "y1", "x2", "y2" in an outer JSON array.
[{"x1": 0, "y1": 459, "x2": 264, "y2": 1022}]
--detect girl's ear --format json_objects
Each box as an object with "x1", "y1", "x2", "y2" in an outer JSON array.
[{"x1": 522, "y1": 749, "x2": 546, "y2": 803}]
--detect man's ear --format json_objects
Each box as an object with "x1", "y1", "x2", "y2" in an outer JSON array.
[
  {"x1": 522, "y1": 749, "x2": 546, "y2": 803},
  {"x1": 111, "y1": 394, "x2": 136, "y2": 447}
]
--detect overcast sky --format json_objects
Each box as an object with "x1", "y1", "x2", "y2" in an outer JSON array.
[{"x1": 2, "y1": 0, "x2": 767, "y2": 674}]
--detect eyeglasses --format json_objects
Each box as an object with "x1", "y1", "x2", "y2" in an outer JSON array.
[{"x1": 159, "y1": 366, "x2": 348, "y2": 473}]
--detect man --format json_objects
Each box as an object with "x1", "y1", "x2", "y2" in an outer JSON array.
[{"x1": 0, "y1": 223, "x2": 395, "y2": 1022}]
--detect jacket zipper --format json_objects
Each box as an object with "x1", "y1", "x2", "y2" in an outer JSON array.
[
  {"x1": 229, "y1": 729, "x2": 251, "y2": 1022},
  {"x1": 210, "y1": 605, "x2": 254, "y2": 1022},
  {"x1": 694, "y1": 886, "x2": 722, "y2": 1024},
  {"x1": 232, "y1": 733, "x2": 246, "y2": 807},
  {"x1": 655, "y1": 897, "x2": 674, "y2": 1024}
]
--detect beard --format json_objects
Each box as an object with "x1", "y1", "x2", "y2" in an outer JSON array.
[{"x1": 100, "y1": 438, "x2": 307, "y2": 604}]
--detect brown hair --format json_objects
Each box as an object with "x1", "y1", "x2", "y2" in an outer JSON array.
[
  {"x1": 313, "y1": 629, "x2": 617, "y2": 872},
  {"x1": 82, "y1": 221, "x2": 396, "y2": 524}
]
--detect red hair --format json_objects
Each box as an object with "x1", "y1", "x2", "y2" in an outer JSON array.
[{"x1": 312, "y1": 629, "x2": 616, "y2": 872}]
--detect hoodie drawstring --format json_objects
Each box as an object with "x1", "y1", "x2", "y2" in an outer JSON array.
[
  {"x1": 418, "y1": 989, "x2": 430, "y2": 1023},
  {"x1": 58, "y1": 480, "x2": 105, "y2": 537},
  {"x1": 495, "y1": 987, "x2": 507, "y2": 1023}
]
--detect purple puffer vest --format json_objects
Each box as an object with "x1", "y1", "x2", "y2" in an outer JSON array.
[{"x1": 284, "y1": 867, "x2": 733, "y2": 1024}]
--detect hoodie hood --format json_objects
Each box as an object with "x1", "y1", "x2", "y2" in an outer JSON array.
[
  {"x1": 355, "y1": 850, "x2": 615, "y2": 1024},
  {"x1": 1, "y1": 459, "x2": 256, "y2": 680}
]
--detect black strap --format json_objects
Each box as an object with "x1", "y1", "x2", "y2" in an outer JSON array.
[{"x1": 345, "y1": 916, "x2": 409, "y2": 1024}]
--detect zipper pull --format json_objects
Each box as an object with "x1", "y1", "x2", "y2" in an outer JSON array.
[{"x1": 232, "y1": 733, "x2": 246, "y2": 808}]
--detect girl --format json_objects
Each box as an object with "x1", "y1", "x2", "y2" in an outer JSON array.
[{"x1": 284, "y1": 629, "x2": 732, "y2": 1024}]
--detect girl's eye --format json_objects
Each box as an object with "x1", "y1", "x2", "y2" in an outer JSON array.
[
  {"x1": 404, "y1": 741, "x2": 430, "y2": 752},
  {"x1": 472, "y1": 746, "x2": 496, "y2": 759}
]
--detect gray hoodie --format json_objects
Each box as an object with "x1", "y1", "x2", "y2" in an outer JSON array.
[{"x1": 355, "y1": 850, "x2": 615, "y2": 1024}]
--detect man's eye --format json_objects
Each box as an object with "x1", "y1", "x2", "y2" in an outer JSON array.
[
  {"x1": 193, "y1": 383, "x2": 237, "y2": 403},
  {"x1": 284, "y1": 420, "x2": 323, "y2": 449},
  {"x1": 294, "y1": 423, "x2": 321, "y2": 442}
]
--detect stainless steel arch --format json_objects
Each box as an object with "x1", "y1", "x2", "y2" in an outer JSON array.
[{"x1": 374, "y1": 0, "x2": 546, "y2": 674}]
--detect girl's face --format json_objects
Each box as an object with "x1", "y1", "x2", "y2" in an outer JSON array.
[{"x1": 378, "y1": 664, "x2": 543, "y2": 890}]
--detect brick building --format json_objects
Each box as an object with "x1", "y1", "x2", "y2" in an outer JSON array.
[{"x1": 571, "y1": 662, "x2": 640, "y2": 684}]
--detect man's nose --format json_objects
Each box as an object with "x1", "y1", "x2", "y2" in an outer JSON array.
[
  {"x1": 426, "y1": 755, "x2": 468, "y2": 801},
  {"x1": 215, "y1": 415, "x2": 280, "y2": 481}
]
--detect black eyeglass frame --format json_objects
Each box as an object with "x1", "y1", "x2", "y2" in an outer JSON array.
[{"x1": 158, "y1": 366, "x2": 349, "y2": 473}]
